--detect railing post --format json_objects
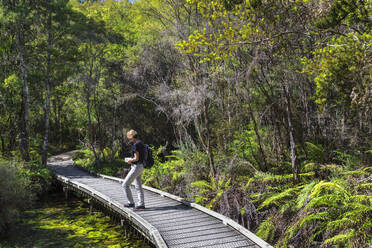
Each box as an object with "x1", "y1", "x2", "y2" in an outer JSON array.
[
  {"x1": 63, "y1": 186, "x2": 69, "y2": 200},
  {"x1": 88, "y1": 198, "x2": 93, "y2": 214}
]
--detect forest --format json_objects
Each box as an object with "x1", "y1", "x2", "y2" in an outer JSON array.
[{"x1": 0, "y1": 0, "x2": 371, "y2": 247}]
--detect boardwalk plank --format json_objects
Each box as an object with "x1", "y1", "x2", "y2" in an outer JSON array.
[
  {"x1": 155, "y1": 219, "x2": 220, "y2": 231},
  {"x1": 169, "y1": 234, "x2": 247, "y2": 248},
  {"x1": 163, "y1": 227, "x2": 236, "y2": 241}
]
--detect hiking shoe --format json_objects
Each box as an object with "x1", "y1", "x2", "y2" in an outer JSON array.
[
  {"x1": 134, "y1": 205, "x2": 145, "y2": 210},
  {"x1": 124, "y1": 203, "x2": 135, "y2": 208}
]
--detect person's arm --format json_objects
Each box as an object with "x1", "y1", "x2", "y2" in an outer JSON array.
[{"x1": 128, "y1": 151, "x2": 139, "y2": 164}]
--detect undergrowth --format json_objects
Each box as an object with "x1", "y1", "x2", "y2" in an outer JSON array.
[{"x1": 74, "y1": 143, "x2": 372, "y2": 247}]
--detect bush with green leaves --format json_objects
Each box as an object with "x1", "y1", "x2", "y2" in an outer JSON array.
[
  {"x1": 0, "y1": 161, "x2": 32, "y2": 234},
  {"x1": 72, "y1": 148, "x2": 125, "y2": 176},
  {"x1": 142, "y1": 149, "x2": 186, "y2": 196},
  {"x1": 191, "y1": 173, "x2": 231, "y2": 210},
  {"x1": 230, "y1": 124, "x2": 263, "y2": 168}
]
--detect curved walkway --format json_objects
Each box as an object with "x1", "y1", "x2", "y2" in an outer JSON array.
[{"x1": 47, "y1": 152, "x2": 272, "y2": 248}]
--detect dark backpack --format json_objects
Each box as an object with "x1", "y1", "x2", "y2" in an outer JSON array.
[{"x1": 143, "y1": 144, "x2": 154, "y2": 169}]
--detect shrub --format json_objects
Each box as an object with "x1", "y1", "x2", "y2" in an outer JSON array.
[
  {"x1": 0, "y1": 160, "x2": 34, "y2": 234},
  {"x1": 0, "y1": 157, "x2": 52, "y2": 235},
  {"x1": 72, "y1": 148, "x2": 125, "y2": 176},
  {"x1": 142, "y1": 149, "x2": 186, "y2": 196}
]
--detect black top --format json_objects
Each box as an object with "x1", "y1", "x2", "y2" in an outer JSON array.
[{"x1": 131, "y1": 140, "x2": 145, "y2": 163}]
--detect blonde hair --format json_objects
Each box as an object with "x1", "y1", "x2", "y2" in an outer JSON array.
[{"x1": 126, "y1": 129, "x2": 138, "y2": 139}]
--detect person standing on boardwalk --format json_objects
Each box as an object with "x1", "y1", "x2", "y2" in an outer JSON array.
[{"x1": 122, "y1": 129, "x2": 145, "y2": 210}]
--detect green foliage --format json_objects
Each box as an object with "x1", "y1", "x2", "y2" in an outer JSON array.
[
  {"x1": 315, "y1": 0, "x2": 371, "y2": 30},
  {"x1": 230, "y1": 126, "x2": 260, "y2": 167},
  {"x1": 302, "y1": 32, "x2": 371, "y2": 113},
  {"x1": 258, "y1": 187, "x2": 300, "y2": 211},
  {"x1": 73, "y1": 148, "x2": 125, "y2": 176},
  {"x1": 73, "y1": 149, "x2": 95, "y2": 169},
  {"x1": 332, "y1": 150, "x2": 361, "y2": 169},
  {"x1": 142, "y1": 149, "x2": 186, "y2": 193},
  {"x1": 0, "y1": 159, "x2": 51, "y2": 234},
  {"x1": 279, "y1": 178, "x2": 372, "y2": 247},
  {"x1": 256, "y1": 216, "x2": 276, "y2": 244},
  {"x1": 304, "y1": 142, "x2": 325, "y2": 163},
  {"x1": 1, "y1": 0, "x2": 371, "y2": 247},
  {"x1": 191, "y1": 174, "x2": 231, "y2": 209},
  {"x1": 0, "y1": 161, "x2": 30, "y2": 233},
  {"x1": 295, "y1": 181, "x2": 317, "y2": 210}
]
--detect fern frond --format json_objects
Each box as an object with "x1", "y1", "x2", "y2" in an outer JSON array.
[
  {"x1": 305, "y1": 142, "x2": 325, "y2": 163},
  {"x1": 256, "y1": 217, "x2": 276, "y2": 243},
  {"x1": 344, "y1": 170, "x2": 367, "y2": 176},
  {"x1": 309, "y1": 181, "x2": 349, "y2": 199},
  {"x1": 299, "y1": 212, "x2": 329, "y2": 228},
  {"x1": 310, "y1": 222, "x2": 328, "y2": 241},
  {"x1": 243, "y1": 177, "x2": 254, "y2": 190},
  {"x1": 327, "y1": 218, "x2": 353, "y2": 232},
  {"x1": 296, "y1": 181, "x2": 317, "y2": 210},
  {"x1": 258, "y1": 187, "x2": 298, "y2": 210},
  {"x1": 303, "y1": 162, "x2": 317, "y2": 172},
  {"x1": 357, "y1": 183, "x2": 372, "y2": 191},
  {"x1": 279, "y1": 201, "x2": 293, "y2": 213},
  {"x1": 324, "y1": 229, "x2": 355, "y2": 247},
  {"x1": 343, "y1": 206, "x2": 372, "y2": 219},
  {"x1": 191, "y1": 180, "x2": 213, "y2": 190},
  {"x1": 307, "y1": 194, "x2": 348, "y2": 209},
  {"x1": 352, "y1": 194, "x2": 372, "y2": 204}
]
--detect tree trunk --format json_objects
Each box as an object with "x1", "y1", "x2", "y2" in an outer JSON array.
[
  {"x1": 18, "y1": 27, "x2": 30, "y2": 161},
  {"x1": 86, "y1": 59, "x2": 99, "y2": 164},
  {"x1": 284, "y1": 83, "x2": 298, "y2": 183},
  {"x1": 203, "y1": 99, "x2": 216, "y2": 177},
  {"x1": 0, "y1": 131, "x2": 5, "y2": 154},
  {"x1": 87, "y1": 86, "x2": 99, "y2": 161},
  {"x1": 247, "y1": 103, "x2": 268, "y2": 171},
  {"x1": 42, "y1": 12, "x2": 52, "y2": 166},
  {"x1": 42, "y1": 79, "x2": 51, "y2": 166}
]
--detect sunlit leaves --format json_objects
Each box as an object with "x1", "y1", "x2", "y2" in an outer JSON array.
[
  {"x1": 302, "y1": 32, "x2": 372, "y2": 113},
  {"x1": 178, "y1": 0, "x2": 260, "y2": 63}
]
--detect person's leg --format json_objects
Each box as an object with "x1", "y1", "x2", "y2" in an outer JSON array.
[
  {"x1": 133, "y1": 165, "x2": 145, "y2": 206},
  {"x1": 122, "y1": 165, "x2": 138, "y2": 204}
]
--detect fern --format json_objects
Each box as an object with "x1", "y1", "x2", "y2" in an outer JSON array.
[
  {"x1": 305, "y1": 142, "x2": 325, "y2": 163},
  {"x1": 242, "y1": 177, "x2": 254, "y2": 190},
  {"x1": 326, "y1": 217, "x2": 353, "y2": 231},
  {"x1": 256, "y1": 217, "x2": 276, "y2": 243},
  {"x1": 299, "y1": 212, "x2": 329, "y2": 228},
  {"x1": 281, "y1": 178, "x2": 371, "y2": 247},
  {"x1": 142, "y1": 149, "x2": 186, "y2": 192},
  {"x1": 296, "y1": 181, "x2": 317, "y2": 210},
  {"x1": 258, "y1": 187, "x2": 299, "y2": 210},
  {"x1": 191, "y1": 174, "x2": 231, "y2": 209},
  {"x1": 357, "y1": 183, "x2": 372, "y2": 191},
  {"x1": 324, "y1": 229, "x2": 355, "y2": 247},
  {"x1": 309, "y1": 180, "x2": 349, "y2": 199}
]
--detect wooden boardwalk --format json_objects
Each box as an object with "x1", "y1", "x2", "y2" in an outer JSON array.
[{"x1": 47, "y1": 152, "x2": 273, "y2": 248}]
